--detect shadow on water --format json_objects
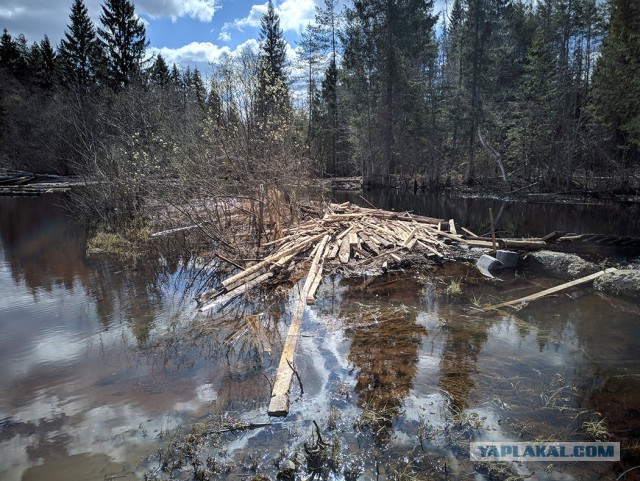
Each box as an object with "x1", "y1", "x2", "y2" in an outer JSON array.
[{"x1": 1, "y1": 195, "x2": 640, "y2": 480}]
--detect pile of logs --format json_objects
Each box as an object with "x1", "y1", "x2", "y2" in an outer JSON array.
[{"x1": 197, "y1": 202, "x2": 463, "y2": 312}]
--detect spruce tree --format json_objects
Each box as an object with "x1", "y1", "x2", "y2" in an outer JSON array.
[
  {"x1": 591, "y1": 0, "x2": 640, "y2": 166},
  {"x1": 149, "y1": 54, "x2": 170, "y2": 88},
  {"x1": 31, "y1": 35, "x2": 59, "y2": 89},
  {"x1": 257, "y1": 0, "x2": 289, "y2": 123},
  {"x1": 0, "y1": 29, "x2": 20, "y2": 69},
  {"x1": 59, "y1": 0, "x2": 101, "y2": 88},
  {"x1": 98, "y1": 0, "x2": 147, "y2": 88}
]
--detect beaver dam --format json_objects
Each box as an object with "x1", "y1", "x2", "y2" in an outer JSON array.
[{"x1": 195, "y1": 201, "x2": 640, "y2": 418}]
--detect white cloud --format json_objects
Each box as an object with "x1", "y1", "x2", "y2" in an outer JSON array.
[
  {"x1": 225, "y1": 0, "x2": 316, "y2": 37},
  {"x1": 278, "y1": 0, "x2": 315, "y2": 32},
  {"x1": 149, "y1": 42, "x2": 231, "y2": 66},
  {"x1": 218, "y1": 29, "x2": 231, "y2": 42},
  {"x1": 233, "y1": 3, "x2": 268, "y2": 29},
  {"x1": 136, "y1": 0, "x2": 219, "y2": 23},
  {"x1": 148, "y1": 38, "x2": 260, "y2": 69}
]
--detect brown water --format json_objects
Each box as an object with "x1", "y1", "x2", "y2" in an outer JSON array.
[{"x1": 1, "y1": 195, "x2": 639, "y2": 481}]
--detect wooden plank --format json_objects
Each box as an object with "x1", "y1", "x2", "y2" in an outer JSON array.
[
  {"x1": 338, "y1": 238, "x2": 351, "y2": 264},
  {"x1": 448, "y1": 219, "x2": 458, "y2": 235},
  {"x1": 485, "y1": 268, "x2": 618, "y2": 310},
  {"x1": 221, "y1": 233, "x2": 324, "y2": 290},
  {"x1": 542, "y1": 231, "x2": 567, "y2": 243},
  {"x1": 200, "y1": 272, "x2": 273, "y2": 312},
  {"x1": 268, "y1": 235, "x2": 329, "y2": 416},
  {"x1": 325, "y1": 242, "x2": 339, "y2": 260},
  {"x1": 461, "y1": 226, "x2": 479, "y2": 238}
]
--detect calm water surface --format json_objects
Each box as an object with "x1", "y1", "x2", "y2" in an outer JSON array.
[{"x1": 1, "y1": 194, "x2": 639, "y2": 480}]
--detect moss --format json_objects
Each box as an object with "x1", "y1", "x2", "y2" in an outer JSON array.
[{"x1": 86, "y1": 222, "x2": 152, "y2": 260}]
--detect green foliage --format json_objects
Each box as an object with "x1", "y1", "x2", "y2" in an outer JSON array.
[
  {"x1": 98, "y1": 0, "x2": 147, "y2": 88},
  {"x1": 591, "y1": 0, "x2": 640, "y2": 167},
  {"x1": 257, "y1": 0, "x2": 290, "y2": 125},
  {"x1": 59, "y1": 0, "x2": 102, "y2": 88}
]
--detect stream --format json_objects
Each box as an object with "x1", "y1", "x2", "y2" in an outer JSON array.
[{"x1": 1, "y1": 193, "x2": 639, "y2": 480}]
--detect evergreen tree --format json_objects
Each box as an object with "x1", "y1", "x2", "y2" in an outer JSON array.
[
  {"x1": 149, "y1": 53, "x2": 170, "y2": 88},
  {"x1": 191, "y1": 68, "x2": 206, "y2": 107},
  {"x1": 342, "y1": 0, "x2": 437, "y2": 185},
  {"x1": 0, "y1": 29, "x2": 20, "y2": 71},
  {"x1": 59, "y1": 0, "x2": 102, "y2": 88},
  {"x1": 257, "y1": 0, "x2": 290, "y2": 123},
  {"x1": 591, "y1": 0, "x2": 640, "y2": 167},
  {"x1": 98, "y1": 0, "x2": 147, "y2": 88},
  {"x1": 31, "y1": 35, "x2": 59, "y2": 89}
]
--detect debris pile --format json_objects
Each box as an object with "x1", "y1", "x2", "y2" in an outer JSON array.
[{"x1": 198, "y1": 202, "x2": 469, "y2": 311}]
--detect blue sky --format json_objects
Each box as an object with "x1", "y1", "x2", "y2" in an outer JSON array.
[
  {"x1": 1, "y1": 0, "x2": 317, "y2": 74},
  {"x1": 1, "y1": 0, "x2": 447, "y2": 75}
]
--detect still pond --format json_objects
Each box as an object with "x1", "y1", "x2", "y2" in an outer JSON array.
[{"x1": 1, "y1": 193, "x2": 639, "y2": 480}]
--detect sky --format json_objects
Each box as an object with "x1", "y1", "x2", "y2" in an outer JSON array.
[
  {"x1": 0, "y1": 0, "x2": 447, "y2": 76},
  {"x1": 1, "y1": 0, "x2": 317, "y2": 74}
]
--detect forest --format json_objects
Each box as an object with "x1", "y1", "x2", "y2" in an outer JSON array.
[{"x1": 1, "y1": 0, "x2": 639, "y2": 230}]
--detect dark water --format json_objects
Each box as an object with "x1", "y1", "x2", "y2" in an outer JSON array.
[
  {"x1": 334, "y1": 190, "x2": 640, "y2": 238},
  {"x1": 1, "y1": 195, "x2": 640, "y2": 480}
]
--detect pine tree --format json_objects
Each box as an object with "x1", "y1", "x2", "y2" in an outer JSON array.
[
  {"x1": 257, "y1": 0, "x2": 290, "y2": 123},
  {"x1": 98, "y1": 0, "x2": 147, "y2": 88},
  {"x1": 59, "y1": 0, "x2": 101, "y2": 88}
]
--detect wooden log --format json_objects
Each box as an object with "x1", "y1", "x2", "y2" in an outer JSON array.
[
  {"x1": 200, "y1": 272, "x2": 273, "y2": 312},
  {"x1": 448, "y1": 219, "x2": 458, "y2": 235},
  {"x1": 336, "y1": 224, "x2": 356, "y2": 240},
  {"x1": 222, "y1": 233, "x2": 324, "y2": 290},
  {"x1": 485, "y1": 268, "x2": 618, "y2": 310},
  {"x1": 306, "y1": 266, "x2": 324, "y2": 304},
  {"x1": 347, "y1": 232, "x2": 359, "y2": 245},
  {"x1": 338, "y1": 238, "x2": 351, "y2": 264},
  {"x1": 416, "y1": 240, "x2": 444, "y2": 257},
  {"x1": 358, "y1": 232, "x2": 380, "y2": 255},
  {"x1": 326, "y1": 242, "x2": 339, "y2": 260},
  {"x1": 223, "y1": 267, "x2": 267, "y2": 293},
  {"x1": 268, "y1": 235, "x2": 329, "y2": 416},
  {"x1": 267, "y1": 288, "x2": 307, "y2": 416},
  {"x1": 542, "y1": 231, "x2": 567, "y2": 243},
  {"x1": 461, "y1": 226, "x2": 479, "y2": 238},
  {"x1": 151, "y1": 223, "x2": 205, "y2": 238}
]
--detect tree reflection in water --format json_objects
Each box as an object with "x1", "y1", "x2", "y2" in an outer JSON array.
[{"x1": 339, "y1": 275, "x2": 426, "y2": 445}]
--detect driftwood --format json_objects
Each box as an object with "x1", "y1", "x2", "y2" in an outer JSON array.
[
  {"x1": 267, "y1": 238, "x2": 328, "y2": 416},
  {"x1": 485, "y1": 267, "x2": 618, "y2": 310}
]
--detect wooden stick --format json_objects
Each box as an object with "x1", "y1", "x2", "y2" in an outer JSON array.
[
  {"x1": 338, "y1": 238, "x2": 351, "y2": 264},
  {"x1": 200, "y1": 272, "x2": 273, "y2": 312},
  {"x1": 448, "y1": 219, "x2": 458, "y2": 235},
  {"x1": 222, "y1": 233, "x2": 324, "y2": 290},
  {"x1": 461, "y1": 226, "x2": 479, "y2": 238},
  {"x1": 489, "y1": 208, "x2": 497, "y2": 252},
  {"x1": 485, "y1": 268, "x2": 618, "y2": 310},
  {"x1": 268, "y1": 235, "x2": 329, "y2": 416}
]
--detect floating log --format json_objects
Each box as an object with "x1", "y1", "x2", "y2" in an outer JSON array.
[
  {"x1": 485, "y1": 267, "x2": 618, "y2": 310},
  {"x1": 268, "y1": 235, "x2": 329, "y2": 417}
]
